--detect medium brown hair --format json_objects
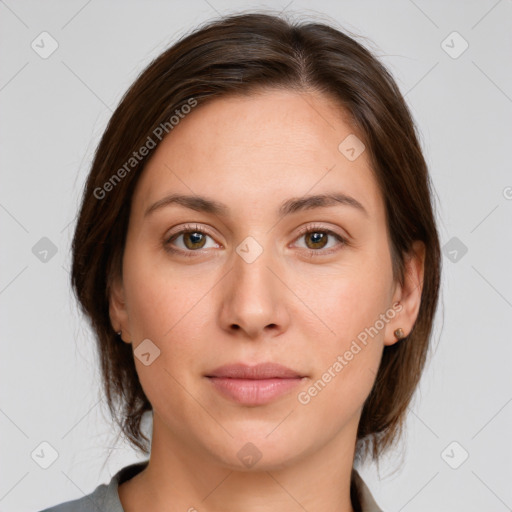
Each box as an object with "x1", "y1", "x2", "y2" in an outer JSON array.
[{"x1": 71, "y1": 12, "x2": 441, "y2": 466}]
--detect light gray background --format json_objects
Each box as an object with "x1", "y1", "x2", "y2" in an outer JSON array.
[{"x1": 1, "y1": 1, "x2": 511, "y2": 511}]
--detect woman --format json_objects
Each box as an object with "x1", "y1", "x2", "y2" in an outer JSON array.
[{"x1": 40, "y1": 11, "x2": 441, "y2": 512}]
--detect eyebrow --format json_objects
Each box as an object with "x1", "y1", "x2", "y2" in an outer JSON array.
[{"x1": 144, "y1": 192, "x2": 368, "y2": 218}]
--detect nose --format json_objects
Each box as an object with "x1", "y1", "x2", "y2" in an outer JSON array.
[{"x1": 217, "y1": 240, "x2": 290, "y2": 340}]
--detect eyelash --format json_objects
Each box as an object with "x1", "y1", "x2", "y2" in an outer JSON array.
[{"x1": 164, "y1": 223, "x2": 347, "y2": 258}]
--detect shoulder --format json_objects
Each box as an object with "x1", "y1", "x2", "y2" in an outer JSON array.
[
  {"x1": 353, "y1": 469, "x2": 385, "y2": 512},
  {"x1": 36, "y1": 482, "x2": 113, "y2": 512},
  {"x1": 36, "y1": 461, "x2": 148, "y2": 512}
]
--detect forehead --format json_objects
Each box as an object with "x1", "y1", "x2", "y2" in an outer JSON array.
[{"x1": 133, "y1": 89, "x2": 384, "y2": 222}]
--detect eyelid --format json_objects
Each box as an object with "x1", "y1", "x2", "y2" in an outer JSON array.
[{"x1": 294, "y1": 223, "x2": 347, "y2": 240}]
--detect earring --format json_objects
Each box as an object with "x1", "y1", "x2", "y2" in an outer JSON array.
[{"x1": 394, "y1": 328, "x2": 405, "y2": 340}]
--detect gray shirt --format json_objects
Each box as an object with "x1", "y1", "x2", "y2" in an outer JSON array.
[{"x1": 39, "y1": 461, "x2": 383, "y2": 512}]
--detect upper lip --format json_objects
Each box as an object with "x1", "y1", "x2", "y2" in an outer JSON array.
[{"x1": 206, "y1": 363, "x2": 304, "y2": 379}]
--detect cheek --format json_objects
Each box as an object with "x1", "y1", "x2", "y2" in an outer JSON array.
[
  {"x1": 315, "y1": 266, "x2": 392, "y2": 345},
  {"x1": 300, "y1": 258, "x2": 392, "y2": 408},
  {"x1": 297, "y1": 322, "x2": 383, "y2": 426},
  {"x1": 122, "y1": 246, "x2": 212, "y2": 369},
  {"x1": 122, "y1": 244, "x2": 198, "y2": 339},
  {"x1": 122, "y1": 258, "x2": 212, "y2": 420}
]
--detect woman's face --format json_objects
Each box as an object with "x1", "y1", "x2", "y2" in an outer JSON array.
[{"x1": 110, "y1": 89, "x2": 424, "y2": 469}]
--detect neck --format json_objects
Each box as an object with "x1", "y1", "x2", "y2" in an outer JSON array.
[{"x1": 119, "y1": 413, "x2": 357, "y2": 512}]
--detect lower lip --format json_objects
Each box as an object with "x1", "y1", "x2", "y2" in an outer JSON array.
[{"x1": 207, "y1": 377, "x2": 304, "y2": 405}]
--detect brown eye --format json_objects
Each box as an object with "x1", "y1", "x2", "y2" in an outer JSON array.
[
  {"x1": 304, "y1": 231, "x2": 328, "y2": 250},
  {"x1": 182, "y1": 231, "x2": 207, "y2": 250},
  {"x1": 164, "y1": 224, "x2": 220, "y2": 255},
  {"x1": 294, "y1": 225, "x2": 346, "y2": 256}
]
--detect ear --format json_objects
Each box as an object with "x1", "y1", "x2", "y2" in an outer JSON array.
[
  {"x1": 385, "y1": 240, "x2": 425, "y2": 347},
  {"x1": 108, "y1": 273, "x2": 132, "y2": 344}
]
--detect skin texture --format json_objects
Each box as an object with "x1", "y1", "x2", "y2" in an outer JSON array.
[{"x1": 111, "y1": 89, "x2": 425, "y2": 512}]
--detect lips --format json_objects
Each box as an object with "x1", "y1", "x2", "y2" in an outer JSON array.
[
  {"x1": 205, "y1": 363, "x2": 306, "y2": 405},
  {"x1": 206, "y1": 362, "x2": 304, "y2": 379}
]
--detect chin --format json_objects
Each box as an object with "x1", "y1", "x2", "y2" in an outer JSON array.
[{"x1": 199, "y1": 424, "x2": 313, "y2": 472}]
